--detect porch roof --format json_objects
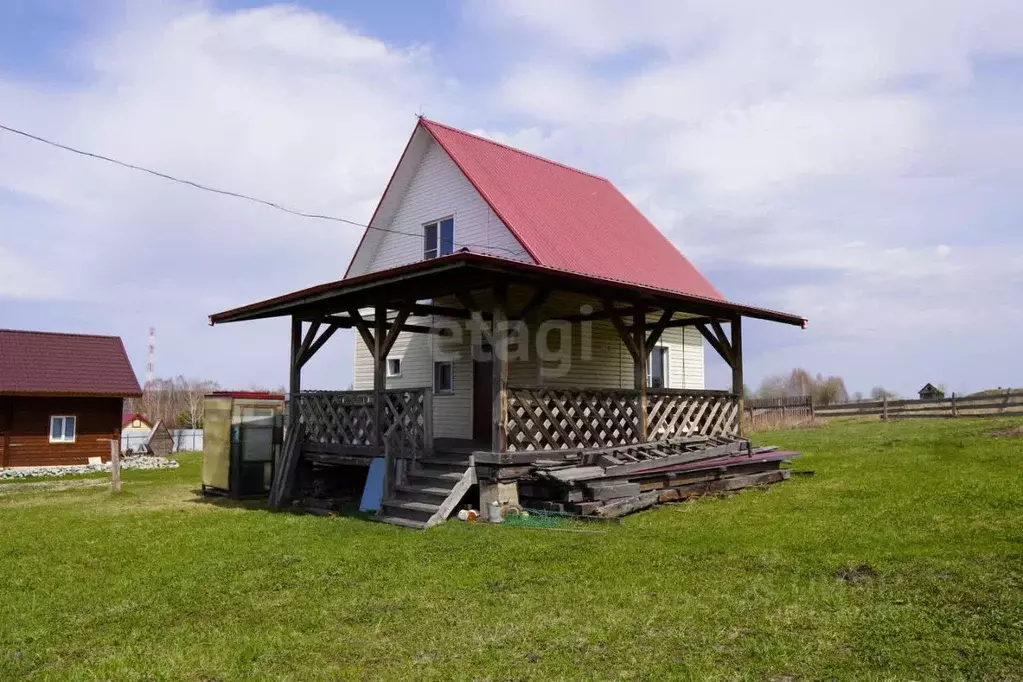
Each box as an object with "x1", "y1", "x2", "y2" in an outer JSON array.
[{"x1": 209, "y1": 251, "x2": 806, "y2": 327}]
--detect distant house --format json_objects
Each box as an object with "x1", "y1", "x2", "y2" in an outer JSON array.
[
  {"x1": 122, "y1": 412, "x2": 152, "y2": 430},
  {"x1": 0, "y1": 330, "x2": 142, "y2": 467},
  {"x1": 918, "y1": 383, "x2": 945, "y2": 400}
]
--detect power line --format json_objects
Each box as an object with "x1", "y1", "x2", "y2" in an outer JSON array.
[{"x1": 0, "y1": 122, "x2": 522, "y2": 256}]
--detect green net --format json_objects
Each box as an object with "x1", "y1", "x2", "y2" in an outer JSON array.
[{"x1": 501, "y1": 507, "x2": 620, "y2": 530}]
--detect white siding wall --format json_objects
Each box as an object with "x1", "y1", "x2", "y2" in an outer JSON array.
[
  {"x1": 365, "y1": 137, "x2": 530, "y2": 273},
  {"x1": 353, "y1": 312, "x2": 474, "y2": 439},
  {"x1": 355, "y1": 315, "x2": 705, "y2": 439},
  {"x1": 531, "y1": 320, "x2": 704, "y2": 390},
  {"x1": 351, "y1": 135, "x2": 534, "y2": 438}
]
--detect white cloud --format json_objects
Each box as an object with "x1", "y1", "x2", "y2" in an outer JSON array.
[{"x1": 0, "y1": 2, "x2": 452, "y2": 385}]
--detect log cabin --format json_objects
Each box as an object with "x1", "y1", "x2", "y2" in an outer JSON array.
[
  {"x1": 0, "y1": 329, "x2": 142, "y2": 467},
  {"x1": 209, "y1": 118, "x2": 807, "y2": 527}
]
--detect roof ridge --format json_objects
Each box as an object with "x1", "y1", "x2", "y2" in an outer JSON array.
[
  {"x1": 420, "y1": 118, "x2": 610, "y2": 182},
  {"x1": 0, "y1": 328, "x2": 123, "y2": 341}
]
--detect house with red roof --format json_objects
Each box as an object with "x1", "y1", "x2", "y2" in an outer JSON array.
[
  {"x1": 210, "y1": 118, "x2": 805, "y2": 527},
  {"x1": 122, "y1": 412, "x2": 152, "y2": 430},
  {"x1": 0, "y1": 329, "x2": 141, "y2": 467}
]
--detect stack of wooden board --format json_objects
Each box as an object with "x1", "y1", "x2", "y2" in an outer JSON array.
[{"x1": 491, "y1": 436, "x2": 797, "y2": 517}]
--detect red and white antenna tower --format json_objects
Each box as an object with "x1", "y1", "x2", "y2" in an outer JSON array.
[{"x1": 145, "y1": 326, "x2": 155, "y2": 387}]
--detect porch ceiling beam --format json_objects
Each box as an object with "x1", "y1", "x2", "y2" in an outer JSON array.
[
  {"x1": 406, "y1": 303, "x2": 473, "y2": 320},
  {"x1": 296, "y1": 320, "x2": 321, "y2": 366},
  {"x1": 710, "y1": 319, "x2": 736, "y2": 367},
  {"x1": 663, "y1": 316, "x2": 717, "y2": 328},
  {"x1": 298, "y1": 323, "x2": 340, "y2": 368},
  {"x1": 604, "y1": 300, "x2": 641, "y2": 363},
  {"x1": 347, "y1": 308, "x2": 376, "y2": 353},
  {"x1": 695, "y1": 322, "x2": 733, "y2": 368},
  {"x1": 556, "y1": 304, "x2": 642, "y2": 324},
  {"x1": 455, "y1": 290, "x2": 478, "y2": 313},
  {"x1": 304, "y1": 314, "x2": 451, "y2": 337},
  {"x1": 492, "y1": 282, "x2": 508, "y2": 308},
  {"x1": 645, "y1": 308, "x2": 675, "y2": 350},
  {"x1": 515, "y1": 287, "x2": 550, "y2": 320},
  {"x1": 381, "y1": 306, "x2": 412, "y2": 358}
]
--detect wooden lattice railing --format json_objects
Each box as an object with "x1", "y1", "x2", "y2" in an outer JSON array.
[
  {"x1": 297, "y1": 389, "x2": 429, "y2": 452},
  {"x1": 505, "y1": 386, "x2": 738, "y2": 451},
  {"x1": 646, "y1": 389, "x2": 739, "y2": 440}
]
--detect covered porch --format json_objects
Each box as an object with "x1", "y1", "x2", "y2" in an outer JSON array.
[{"x1": 210, "y1": 252, "x2": 805, "y2": 527}]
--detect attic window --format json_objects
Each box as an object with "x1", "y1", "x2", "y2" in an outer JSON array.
[
  {"x1": 424, "y1": 218, "x2": 454, "y2": 260},
  {"x1": 387, "y1": 357, "x2": 402, "y2": 377}
]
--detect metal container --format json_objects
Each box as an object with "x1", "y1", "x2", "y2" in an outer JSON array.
[{"x1": 201, "y1": 391, "x2": 284, "y2": 498}]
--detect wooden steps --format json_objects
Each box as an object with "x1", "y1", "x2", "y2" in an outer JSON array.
[{"x1": 376, "y1": 448, "x2": 476, "y2": 529}]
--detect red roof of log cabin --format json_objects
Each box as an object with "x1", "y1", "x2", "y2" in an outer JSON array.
[
  {"x1": 0, "y1": 329, "x2": 142, "y2": 397},
  {"x1": 417, "y1": 118, "x2": 725, "y2": 301}
]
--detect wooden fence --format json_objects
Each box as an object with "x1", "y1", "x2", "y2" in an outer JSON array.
[
  {"x1": 744, "y1": 395, "x2": 814, "y2": 429},
  {"x1": 815, "y1": 389, "x2": 1023, "y2": 419},
  {"x1": 505, "y1": 386, "x2": 738, "y2": 451}
]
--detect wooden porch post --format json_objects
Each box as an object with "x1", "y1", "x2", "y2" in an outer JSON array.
[
  {"x1": 605, "y1": 301, "x2": 648, "y2": 443},
  {"x1": 633, "y1": 307, "x2": 648, "y2": 442},
  {"x1": 731, "y1": 315, "x2": 744, "y2": 436},
  {"x1": 373, "y1": 304, "x2": 387, "y2": 446},
  {"x1": 289, "y1": 315, "x2": 302, "y2": 427},
  {"x1": 492, "y1": 303, "x2": 509, "y2": 453}
]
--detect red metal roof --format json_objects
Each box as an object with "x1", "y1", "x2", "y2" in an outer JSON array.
[
  {"x1": 419, "y1": 119, "x2": 725, "y2": 301},
  {"x1": 0, "y1": 329, "x2": 142, "y2": 397},
  {"x1": 210, "y1": 251, "x2": 806, "y2": 327}
]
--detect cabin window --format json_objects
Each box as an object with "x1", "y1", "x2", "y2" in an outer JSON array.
[
  {"x1": 433, "y1": 361, "x2": 454, "y2": 394},
  {"x1": 423, "y1": 217, "x2": 454, "y2": 260},
  {"x1": 387, "y1": 357, "x2": 402, "y2": 378},
  {"x1": 49, "y1": 415, "x2": 77, "y2": 443},
  {"x1": 648, "y1": 346, "x2": 669, "y2": 388}
]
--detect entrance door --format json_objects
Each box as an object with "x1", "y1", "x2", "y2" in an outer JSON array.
[{"x1": 473, "y1": 345, "x2": 493, "y2": 444}]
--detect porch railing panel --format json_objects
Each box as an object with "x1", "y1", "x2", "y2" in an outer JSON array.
[
  {"x1": 647, "y1": 389, "x2": 739, "y2": 440},
  {"x1": 506, "y1": 386, "x2": 738, "y2": 451},
  {"x1": 297, "y1": 389, "x2": 430, "y2": 453},
  {"x1": 298, "y1": 390, "x2": 376, "y2": 446}
]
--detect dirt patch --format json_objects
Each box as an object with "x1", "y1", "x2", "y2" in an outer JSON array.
[
  {"x1": 836, "y1": 563, "x2": 876, "y2": 585},
  {"x1": 991, "y1": 426, "x2": 1023, "y2": 438}
]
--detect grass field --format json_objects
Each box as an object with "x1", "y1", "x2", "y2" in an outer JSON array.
[{"x1": 1, "y1": 418, "x2": 1021, "y2": 681}]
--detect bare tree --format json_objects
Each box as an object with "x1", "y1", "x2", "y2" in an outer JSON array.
[
  {"x1": 126, "y1": 376, "x2": 220, "y2": 428},
  {"x1": 180, "y1": 377, "x2": 220, "y2": 428},
  {"x1": 870, "y1": 386, "x2": 898, "y2": 400},
  {"x1": 755, "y1": 368, "x2": 849, "y2": 404},
  {"x1": 814, "y1": 375, "x2": 849, "y2": 405}
]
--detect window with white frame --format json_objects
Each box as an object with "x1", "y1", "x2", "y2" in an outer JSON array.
[
  {"x1": 387, "y1": 357, "x2": 402, "y2": 378},
  {"x1": 49, "y1": 415, "x2": 77, "y2": 443},
  {"x1": 423, "y1": 217, "x2": 454, "y2": 260},
  {"x1": 648, "y1": 346, "x2": 669, "y2": 388},
  {"x1": 433, "y1": 361, "x2": 454, "y2": 394}
]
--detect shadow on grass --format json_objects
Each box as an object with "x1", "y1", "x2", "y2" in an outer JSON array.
[{"x1": 187, "y1": 491, "x2": 379, "y2": 522}]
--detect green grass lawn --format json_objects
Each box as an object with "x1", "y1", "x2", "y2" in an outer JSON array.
[{"x1": 1, "y1": 419, "x2": 1021, "y2": 681}]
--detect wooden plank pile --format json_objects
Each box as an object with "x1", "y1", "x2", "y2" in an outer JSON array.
[{"x1": 476, "y1": 436, "x2": 796, "y2": 518}]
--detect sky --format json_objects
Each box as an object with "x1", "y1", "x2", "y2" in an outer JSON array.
[{"x1": 1, "y1": 0, "x2": 1021, "y2": 397}]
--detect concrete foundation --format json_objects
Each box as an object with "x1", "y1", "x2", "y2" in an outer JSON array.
[{"x1": 478, "y1": 480, "x2": 519, "y2": 521}]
